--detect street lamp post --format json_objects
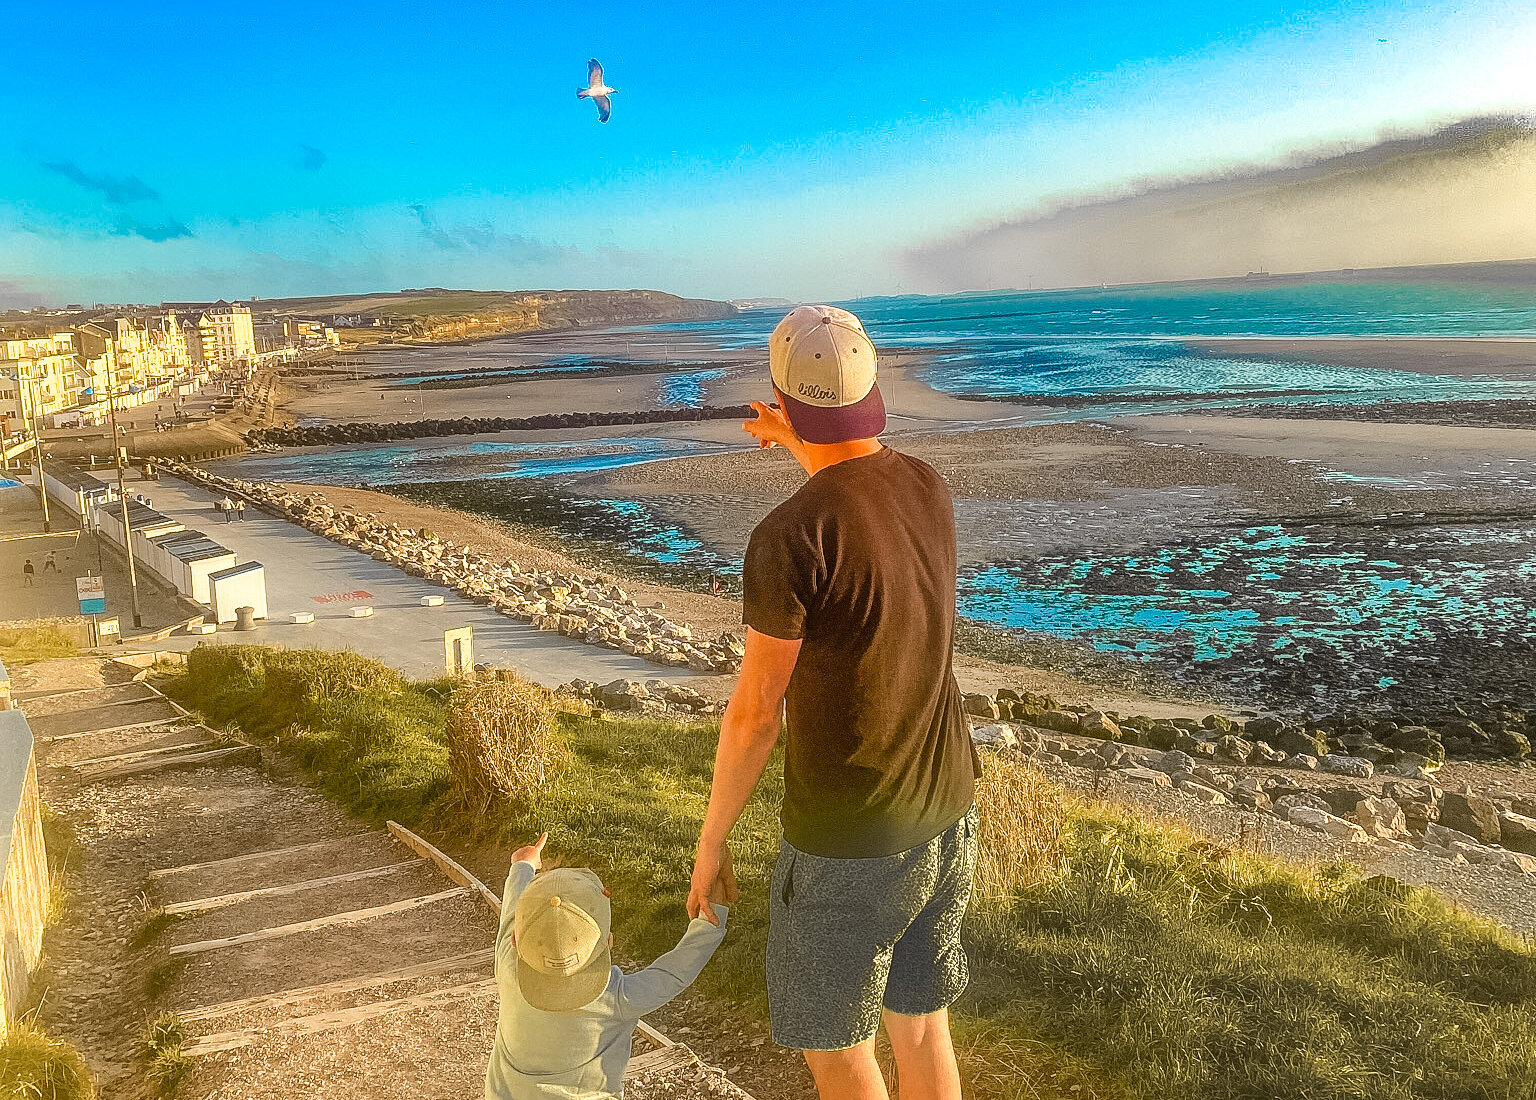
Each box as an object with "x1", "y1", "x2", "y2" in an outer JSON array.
[
  {"x1": 104, "y1": 349, "x2": 143, "y2": 628},
  {"x1": 6, "y1": 370, "x2": 51, "y2": 533}
]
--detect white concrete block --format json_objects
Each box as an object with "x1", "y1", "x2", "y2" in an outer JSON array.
[
  {"x1": 349, "y1": 606, "x2": 375, "y2": 618},
  {"x1": 289, "y1": 612, "x2": 316, "y2": 624},
  {"x1": 419, "y1": 595, "x2": 445, "y2": 607}
]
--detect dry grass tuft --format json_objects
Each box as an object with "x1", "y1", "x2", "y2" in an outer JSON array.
[
  {"x1": 0, "y1": 1026, "x2": 94, "y2": 1100},
  {"x1": 974, "y1": 754, "x2": 1070, "y2": 903},
  {"x1": 446, "y1": 673, "x2": 564, "y2": 813}
]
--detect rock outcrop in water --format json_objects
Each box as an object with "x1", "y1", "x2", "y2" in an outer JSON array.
[
  {"x1": 245, "y1": 406, "x2": 756, "y2": 449},
  {"x1": 161, "y1": 461, "x2": 746, "y2": 677}
]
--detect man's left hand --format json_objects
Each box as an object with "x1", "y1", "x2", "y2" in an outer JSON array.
[{"x1": 688, "y1": 840, "x2": 735, "y2": 924}]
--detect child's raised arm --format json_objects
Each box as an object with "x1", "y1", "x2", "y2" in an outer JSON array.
[
  {"x1": 496, "y1": 833, "x2": 548, "y2": 963},
  {"x1": 613, "y1": 904, "x2": 729, "y2": 1018}
]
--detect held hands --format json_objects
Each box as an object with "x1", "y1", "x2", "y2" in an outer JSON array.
[
  {"x1": 512, "y1": 832, "x2": 549, "y2": 872},
  {"x1": 687, "y1": 840, "x2": 738, "y2": 925}
]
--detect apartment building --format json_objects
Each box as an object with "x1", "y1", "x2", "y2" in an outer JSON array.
[
  {"x1": 197, "y1": 301, "x2": 255, "y2": 368},
  {"x1": 0, "y1": 334, "x2": 83, "y2": 435}
]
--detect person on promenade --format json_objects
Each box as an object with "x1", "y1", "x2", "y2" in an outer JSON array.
[
  {"x1": 22, "y1": 559, "x2": 34, "y2": 587},
  {"x1": 235, "y1": 499, "x2": 246, "y2": 522},
  {"x1": 220, "y1": 495, "x2": 234, "y2": 521},
  {"x1": 43, "y1": 550, "x2": 57, "y2": 574},
  {"x1": 688, "y1": 305, "x2": 980, "y2": 1100},
  {"x1": 487, "y1": 831, "x2": 736, "y2": 1099}
]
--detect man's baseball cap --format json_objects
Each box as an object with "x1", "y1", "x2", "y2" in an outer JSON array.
[
  {"x1": 513, "y1": 867, "x2": 613, "y2": 1012},
  {"x1": 769, "y1": 305, "x2": 886, "y2": 445}
]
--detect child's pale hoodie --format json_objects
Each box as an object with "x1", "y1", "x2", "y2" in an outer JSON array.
[{"x1": 484, "y1": 860, "x2": 728, "y2": 1099}]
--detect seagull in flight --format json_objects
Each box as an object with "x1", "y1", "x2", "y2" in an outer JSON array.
[{"x1": 577, "y1": 58, "x2": 615, "y2": 123}]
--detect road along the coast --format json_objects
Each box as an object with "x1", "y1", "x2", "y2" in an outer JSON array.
[{"x1": 137, "y1": 475, "x2": 713, "y2": 686}]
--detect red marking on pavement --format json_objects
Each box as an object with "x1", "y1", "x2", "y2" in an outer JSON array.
[{"x1": 311, "y1": 590, "x2": 374, "y2": 603}]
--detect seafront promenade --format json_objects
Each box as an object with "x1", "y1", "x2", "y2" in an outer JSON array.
[{"x1": 132, "y1": 476, "x2": 711, "y2": 686}]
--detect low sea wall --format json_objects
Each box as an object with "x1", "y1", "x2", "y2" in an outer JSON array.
[
  {"x1": 244, "y1": 403, "x2": 756, "y2": 448},
  {"x1": 0, "y1": 702, "x2": 48, "y2": 1036}
]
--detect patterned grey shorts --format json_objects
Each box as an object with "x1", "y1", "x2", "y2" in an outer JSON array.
[{"x1": 766, "y1": 805, "x2": 978, "y2": 1051}]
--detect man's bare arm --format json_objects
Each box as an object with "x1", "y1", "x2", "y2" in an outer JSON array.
[{"x1": 687, "y1": 627, "x2": 802, "y2": 923}]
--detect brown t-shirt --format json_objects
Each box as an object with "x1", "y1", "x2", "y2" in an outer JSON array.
[{"x1": 743, "y1": 447, "x2": 978, "y2": 859}]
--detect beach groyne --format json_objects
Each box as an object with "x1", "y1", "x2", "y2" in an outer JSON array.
[
  {"x1": 0, "y1": 673, "x2": 49, "y2": 1037},
  {"x1": 244, "y1": 404, "x2": 756, "y2": 449},
  {"x1": 161, "y1": 463, "x2": 748, "y2": 676}
]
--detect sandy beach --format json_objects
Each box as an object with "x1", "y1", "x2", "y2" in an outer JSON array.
[{"x1": 241, "y1": 326, "x2": 1536, "y2": 713}]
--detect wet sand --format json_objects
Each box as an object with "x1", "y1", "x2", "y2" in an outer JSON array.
[
  {"x1": 1192, "y1": 336, "x2": 1536, "y2": 379},
  {"x1": 252, "y1": 329, "x2": 1536, "y2": 710},
  {"x1": 288, "y1": 479, "x2": 1221, "y2": 718}
]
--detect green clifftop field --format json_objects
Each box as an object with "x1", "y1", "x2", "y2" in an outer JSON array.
[
  {"x1": 165, "y1": 646, "x2": 1536, "y2": 1100},
  {"x1": 258, "y1": 287, "x2": 736, "y2": 344}
]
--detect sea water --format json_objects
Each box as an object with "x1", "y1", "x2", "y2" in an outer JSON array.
[
  {"x1": 652, "y1": 280, "x2": 1536, "y2": 406},
  {"x1": 225, "y1": 279, "x2": 1536, "y2": 694}
]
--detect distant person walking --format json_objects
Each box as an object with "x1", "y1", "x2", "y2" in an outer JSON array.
[
  {"x1": 235, "y1": 499, "x2": 246, "y2": 522},
  {"x1": 42, "y1": 550, "x2": 57, "y2": 574},
  {"x1": 220, "y1": 495, "x2": 234, "y2": 521},
  {"x1": 689, "y1": 306, "x2": 978, "y2": 1100},
  {"x1": 22, "y1": 559, "x2": 35, "y2": 586}
]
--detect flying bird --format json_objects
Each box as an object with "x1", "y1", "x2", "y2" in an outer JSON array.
[{"x1": 577, "y1": 58, "x2": 615, "y2": 123}]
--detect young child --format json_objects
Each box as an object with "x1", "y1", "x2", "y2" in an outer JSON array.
[{"x1": 486, "y1": 832, "x2": 735, "y2": 1099}]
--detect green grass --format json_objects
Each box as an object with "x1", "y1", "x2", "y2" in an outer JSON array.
[
  {"x1": 0, "y1": 1025, "x2": 93, "y2": 1100},
  {"x1": 139, "y1": 1014, "x2": 189, "y2": 1096},
  {"x1": 162, "y1": 646, "x2": 1536, "y2": 1100},
  {"x1": 0, "y1": 622, "x2": 79, "y2": 665}
]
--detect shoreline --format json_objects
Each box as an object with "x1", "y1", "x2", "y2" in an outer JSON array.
[
  {"x1": 223, "y1": 326, "x2": 1536, "y2": 719},
  {"x1": 278, "y1": 479, "x2": 1224, "y2": 718}
]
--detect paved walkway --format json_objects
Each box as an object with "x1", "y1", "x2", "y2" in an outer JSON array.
[
  {"x1": 0, "y1": 483, "x2": 187, "y2": 630},
  {"x1": 144, "y1": 476, "x2": 706, "y2": 686}
]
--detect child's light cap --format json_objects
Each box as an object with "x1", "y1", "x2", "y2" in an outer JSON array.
[{"x1": 513, "y1": 867, "x2": 613, "y2": 1011}]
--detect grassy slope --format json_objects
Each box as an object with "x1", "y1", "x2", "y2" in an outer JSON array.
[
  {"x1": 0, "y1": 621, "x2": 79, "y2": 665},
  {"x1": 163, "y1": 646, "x2": 1536, "y2": 1100}
]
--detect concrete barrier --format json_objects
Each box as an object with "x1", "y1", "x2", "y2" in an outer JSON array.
[{"x1": 0, "y1": 708, "x2": 49, "y2": 1036}]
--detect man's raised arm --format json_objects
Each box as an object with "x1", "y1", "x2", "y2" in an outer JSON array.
[{"x1": 686, "y1": 627, "x2": 801, "y2": 923}]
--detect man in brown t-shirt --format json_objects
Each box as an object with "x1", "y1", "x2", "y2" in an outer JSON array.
[{"x1": 688, "y1": 305, "x2": 977, "y2": 1100}]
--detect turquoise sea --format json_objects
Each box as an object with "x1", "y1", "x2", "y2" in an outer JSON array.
[
  {"x1": 227, "y1": 279, "x2": 1536, "y2": 701},
  {"x1": 651, "y1": 280, "x2": 1536, "y2": 407}
]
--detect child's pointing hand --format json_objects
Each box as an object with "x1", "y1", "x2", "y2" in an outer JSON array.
[{"x1": 512, "y1": 832, "x2": 549, "y2": 872}]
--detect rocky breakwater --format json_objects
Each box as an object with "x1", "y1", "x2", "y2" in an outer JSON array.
[
  {"x1": 245, "y1": 405, "x2": 755, "y2": 449},
  {"x1": 557, "y1": 677, "x2": 722, "y2": 717},
  {"x1": 161, "y1": 461, "x2": 746, "y2": 676},
  {"x1": 956, "y1": 688, "x2": 1533, "y2": 767},
  {"x1": 964, "y1": 694, "x2": 1536, "y2": 880}
]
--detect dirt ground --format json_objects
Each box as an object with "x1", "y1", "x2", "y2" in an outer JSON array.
[{"x1": 17, "y1": 656, "x2": 802, "y2": 1099}]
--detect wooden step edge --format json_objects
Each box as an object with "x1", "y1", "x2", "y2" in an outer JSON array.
[
  {"x1": 40, "y1": 717, "x2": 196, "y2": 743},
  {"x1": 149, "y1": 833, "x2": 382, "y2": 881},
  {"x1": 167, "y1": 887, "x2": 471, "y2": 957},
  {"x1": 177, "y1": 947, "x2": 496, "y2": 1024},
  {"x1": 385, "y1": 820, "x2": 503, "y2": 914},
  {"x1": 82, "y1": 744, "x2": 259, "y2": 781},
  {"x1": 162, "y1": 859, "x2": 425, "y2": 916},
  {"x1": 182, "y1": 977, "x2": 497, "y2": 1057},
  {"x1": 59, "y1": 740, "x2": 211, "y2": 771}
]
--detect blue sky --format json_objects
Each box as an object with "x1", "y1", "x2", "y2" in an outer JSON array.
[{"x1": 1, "y1": 0, "x2": 1532, "y2": 307}]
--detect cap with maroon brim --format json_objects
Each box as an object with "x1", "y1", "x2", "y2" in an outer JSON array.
[
  {"x1": 777, "y1": 382, "x2": 886, "y2": 445},
  {"x1": 769, "y1": 305, "x2": 886, "y2": 445}
]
